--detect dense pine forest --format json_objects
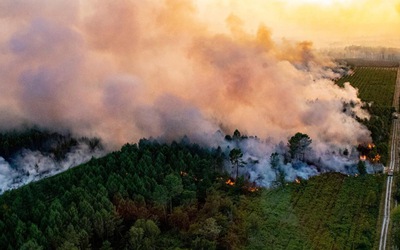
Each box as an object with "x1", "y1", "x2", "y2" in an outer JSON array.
[{"x1": 0, "y1": 135, "x2": 384, "y2": 249}]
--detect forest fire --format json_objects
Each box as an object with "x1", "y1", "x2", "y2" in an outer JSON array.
[
  {"x1": 295, "y1": 178, "x2": 301, "y2": 184},
  {"x1": 226, "y1": 179, "x2": 235, "y2": 186},
  {"x1": 358, "y1": 143, "x2": 375, "y2": 154},
  {"x1": 372, "y1": 154, "x2": 381, "y2": 163},
  {"x1": 358, "y1": 143, "x2": 380, "y2": 163},
  {"x1": 247, "y1": 186, "x2": 259, "y2": 192},
  {"x1": 180, "y1": 171, "x2": 188, "y2": 177}
]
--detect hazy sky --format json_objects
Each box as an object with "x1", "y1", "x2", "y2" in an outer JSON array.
[{"x1": 195, "y1": 0, "x2": 400, "y2": 48}]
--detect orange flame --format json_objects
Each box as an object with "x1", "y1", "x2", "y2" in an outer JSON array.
[
  {"x1": 372, "y1": 154, "x2": 381, "y2": 163},
  {"x1": 295, "y1": 178, "x2": 301, "y2": 184},
  {"x1": 367, "y1": 143, "x2": 375, "y2": 149},
  {"x1": 248, "y1": 186, "x2": 259, "y2": 192},
  {"x1": 360, "y1": 155, "x2": 367, "y2": 161},
  {"x1": 226, "y1": 179, "x2": 235, "y2": 186}
]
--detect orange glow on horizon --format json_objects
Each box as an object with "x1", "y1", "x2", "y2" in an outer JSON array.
[{"x1": 196, "y1": 0, "x2": 400, "y2": 48}]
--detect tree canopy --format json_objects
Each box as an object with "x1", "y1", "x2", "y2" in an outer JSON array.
[
  {"x1": 229, "y1": 148, "x2": 245, "y2": 179},
  {"x1": 288, "y1": 133, "x2": 312, "y2": 161}
]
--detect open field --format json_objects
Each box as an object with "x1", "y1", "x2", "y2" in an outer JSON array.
[
  {"x1": 335, "y1": 64, "x2": 399, "y2": 249},
  {"x1": 336, "y1": 67, "x2": 398, "y2": 107},
  {"x1": 243, "y1": 173, "x2": 384, "y2": 249}
]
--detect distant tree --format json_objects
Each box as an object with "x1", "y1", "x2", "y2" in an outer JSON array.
[
  {"x1": 153, "y1": 184, "x2": 169, "y2": 218},
  {"x1": 275, "y1": 169, "x2": 286, "y2": 187},
  {"x1": 169, "y1": 207, "x2": 190, "y2": 230},
  {"x1": 229, "y1": 148, "x2": 245, "y2": 179},
  {"x1": 224, "y1": 135, "x2": 232, "y2": 141},
  {"x1": 233, "y1": 129, "x2": 241, "y2": 140},
  {"x1": 357, "y1": 160, "x2": 367, "y2": 175},
  {"x1": 129, "y1": 219, "x2": 160, "y2": 249},
  {"x1": 100, "y1": 240, "x2": 112, "y2": 250},
  {"x1": 270, "y1": 152, "x2": 286, "y2": 187},
  {"x1": 365, "y1": 190, "x2": 376, "y2": 208},
  {"x1": 270, "y1": 152, "x2": 280, "y2": 170},
  {"x1": 58, "y1": 241, "x2": 78, "y2": 250},
  {"x1": 20, "y1": 240, "x2": 43, "y2": 250},
  {"x1": 198, "y1": 217, "x2": 221, "y2": 240},
  {"x1": 164, "y1": 174, "x2": 183, "y2": 211},
  {"x1": 128, "y1": 226, "x2": 144, "y2": 249},
  {"x1": 288, "y1": 133, "x2": 312, "y2": 161},
  {"x1": 192, "y1": 237, "x2": 216, "y2": 250}
]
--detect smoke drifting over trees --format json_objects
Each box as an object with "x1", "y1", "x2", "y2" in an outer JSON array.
[
  {"x1": 0, "y1": 1, "x2": 374, "y2": 187},
  {"x1": 0, "y1": 129, "x2": 104, "y2": 193},
  {"x1": 0, "y1": 0, "x2": 370, "y2": 145}
]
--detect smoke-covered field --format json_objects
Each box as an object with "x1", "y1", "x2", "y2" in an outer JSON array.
[{"x1": 0, "y1": 0, "x2": 386, "y2": 191}]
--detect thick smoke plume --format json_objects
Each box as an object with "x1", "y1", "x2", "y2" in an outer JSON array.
[
  {"x1": 0, "y1": 1, "x2": 373, "y2": 187},
  {"x1": 0, "y1": 141, "x2": 104, "y2": 193}
]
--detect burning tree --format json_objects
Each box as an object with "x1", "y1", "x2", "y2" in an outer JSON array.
[
  {"x1": 229, "y1": 148, "x2": 245, "y2": 179},
  {"x1": 357, "y1": 143, "x2": 381, "y2": 163},
  {"x1": 288, "y1": 133, "x2": 312, "y2": 161}
]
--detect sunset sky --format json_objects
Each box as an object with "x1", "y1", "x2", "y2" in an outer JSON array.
[{"x1": 195, "y1": 0, "x2": 400, "y2": 48}]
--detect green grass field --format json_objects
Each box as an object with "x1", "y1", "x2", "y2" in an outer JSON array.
[
  {"x1": 336, "y1": 67, "x2": 397, "y2": 107},
  {"x1": 240, "y1": 173, "x2": 384, "y2": 249}
]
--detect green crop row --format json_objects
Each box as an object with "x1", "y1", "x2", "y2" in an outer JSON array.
[
  {"x1": 241, "y1": 173, "x2": 384, "y2": 249},
  {"x1": 336, "y1": 67, "x2": 397, "y2": 107}
]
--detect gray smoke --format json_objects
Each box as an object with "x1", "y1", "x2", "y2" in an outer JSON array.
[
  {"x1": 0, "y1": 142, "x2": 104, "y2": 194},
  {"x1": 219, "y1": 135, "x2": 382, "y2": 187}
]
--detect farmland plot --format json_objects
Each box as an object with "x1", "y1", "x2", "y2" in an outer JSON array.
[{"x1": 336, "y1": 67, "x2": 397, "y2": 107}]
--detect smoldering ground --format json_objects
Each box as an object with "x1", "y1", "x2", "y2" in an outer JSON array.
[{"x1": 0, "y1": 0, "x2": 373, "y2": 190}]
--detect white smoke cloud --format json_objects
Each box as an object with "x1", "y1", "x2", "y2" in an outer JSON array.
[
  {"x1": 0, "y1": 143, "x2": 104, "y2": 194},
  {"x1": 0, "y1": 0, "x2": 374, "y2": 188},
  {"x1": 0, "y1": 157, "x2": 15, "y2": 193}
]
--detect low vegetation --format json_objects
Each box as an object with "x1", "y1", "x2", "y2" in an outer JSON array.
[
  {"x1": 336, "y1": 67, "x2": 397, "y2": 107},
  {"x1": 246, "y1": 173, "x2": 383, "y2": 249}
]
